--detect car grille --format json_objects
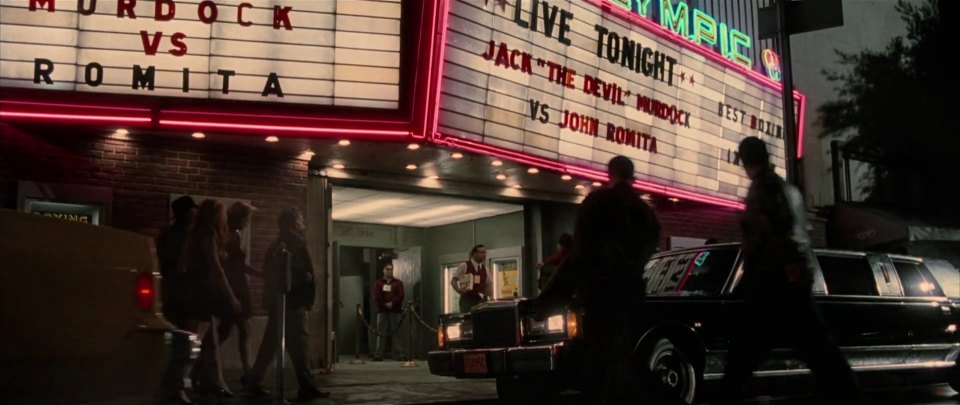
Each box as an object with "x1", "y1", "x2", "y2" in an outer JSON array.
[{"x1": 470, "y1": 303, "x2": 519, "y2": 349}]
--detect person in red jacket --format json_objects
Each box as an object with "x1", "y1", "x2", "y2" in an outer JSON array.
[
  {"x1": 538, "y1": 233, "x2": 573, "y2": 291},
  {"x1": 372, "y1": 262, "x2": 405, "y2": 361}
]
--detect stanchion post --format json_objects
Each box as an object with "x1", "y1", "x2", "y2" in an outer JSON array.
[
  {"x1": 276, "y1": 242, "x2": 291, "y2": 402},
  {"x1": 402, "y1": 302, "x2": 418, "y2": 368},
  {"x1": 349, "y1": 304, "x2": 365, "y2": 365}
]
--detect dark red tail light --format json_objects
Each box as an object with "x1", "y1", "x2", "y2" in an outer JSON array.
[{"x1": 136, "y1": 272, "x2": 155, "y2": 311}]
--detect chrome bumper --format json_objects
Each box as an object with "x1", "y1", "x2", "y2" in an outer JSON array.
[{"x1": 428, "y1": 343, "x2": 563, "y2": 378}]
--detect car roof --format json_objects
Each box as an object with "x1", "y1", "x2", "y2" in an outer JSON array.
[{"x1": 652, "y1": 242, "x2": 926, "y2": 262}]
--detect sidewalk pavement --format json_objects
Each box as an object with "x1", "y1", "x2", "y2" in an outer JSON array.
[{"x1": 97, "y1": 358, "x2": 498, "y2": 405}]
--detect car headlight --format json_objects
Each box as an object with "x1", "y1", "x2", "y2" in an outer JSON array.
[
  {"x1": 547, "y1": 315, "x2": 565, "y2": 332},
  {"x1": 526, "y1": 310, "x2": 580, "y2": 339},
  {"x1": 444, "y1": 321, "x2": 473, "y2": 341},
  {"x1": 528, "y1": 313, "x2": 566, "y2": 335},
  {"x1": 446, "y1": 323, "x2": 462, "y2": 340}
]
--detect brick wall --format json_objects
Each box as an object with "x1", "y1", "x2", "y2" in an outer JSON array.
[
  {"x1": 0, "y1": 124, "x2": 308, "y2": 312},
  {"x1": 655, "y1": 202, "x2": 743, "y2": 248}
]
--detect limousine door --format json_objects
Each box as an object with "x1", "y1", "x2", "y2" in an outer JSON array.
[
  {"x1": 814, "y1": 253, "x2": 905, "y2": 368},
  {"x1": 885, "y1": 256, "x2": 958, "y2": 366}
]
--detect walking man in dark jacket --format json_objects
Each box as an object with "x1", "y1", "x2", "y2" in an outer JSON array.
[
  {"x1": 721, "y1": 137, "x2": 862, "y2": 403},
  {"x1": 244, "y1": 208, "x2": 329, "y2": 401},
  {"x1": 539, "y1": 156, "x2": 663, "y2": 402}
]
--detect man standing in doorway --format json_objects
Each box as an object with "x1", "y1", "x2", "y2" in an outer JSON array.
[
  {"x1": 451, "y1": 244, "x2": 491, "y2": 313},
  {"x1": 372, "y1": 262, "x2": 405, "y2": 361},
  {"x1": 720, "y1": 137, "x2": 861, "y2": 404},
  {"x1": 244, "y1": 208, "x2": 329, "y2": 401}
]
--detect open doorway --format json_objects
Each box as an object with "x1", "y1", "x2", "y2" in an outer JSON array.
[{"x1": 334, "y1": 246, "x2": 396, "y2": 359}]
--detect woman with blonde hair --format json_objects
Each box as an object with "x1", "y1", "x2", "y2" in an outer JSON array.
[
  {"x1": 218, "y1": 201, "x2": 260, "y2": 383},
  {"x1": 182, "y1": 199, "x2": 241, "y2": 398}
]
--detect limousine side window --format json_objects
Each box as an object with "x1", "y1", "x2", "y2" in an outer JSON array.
[
  {"x1": 817, "y1": 255, "x2": 878, "y2": 296},
  {"x1": 893, "y1": 261, "x2": 944, "y2": 297},
  {"x1": 644, "y1": 249, "x2": 738, "y2": 296}
]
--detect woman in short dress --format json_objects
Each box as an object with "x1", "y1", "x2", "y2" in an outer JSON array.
[{"x1": 218, "y1": 201, "x2": 260, "y2": 382}]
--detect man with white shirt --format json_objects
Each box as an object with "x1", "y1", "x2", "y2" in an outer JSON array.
[{"x1": 450, "y1": 244, "x2": 491, "y2": 312}]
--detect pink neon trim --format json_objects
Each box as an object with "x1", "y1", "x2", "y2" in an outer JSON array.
[
  {"x1": 796, "y1": 93, "x2": 806, "y2": 158},
  {"x1": 0, "y1": 111, "x2": 151, "y2": 123},
  {"x1": 674, "y1": 252, "x2": 700, "y2": 292},
  {"x1": 434, "y1": 133, "x2": 745, "y2": 210},
  {"x1": 158, "y1": 119, "x2": 410, "y2": 137},
  {"x1": 431, "y1": 1, "x2": 452, "y2": 137},
  {"x1": 163, "y1": 110, "x2": 407, "y2": 125},
  {"x1": 581, "y1": 0, "x2": 806, "y2": 158},
  {"x1": 0, "y1": 100, "x2": 152, "y2": 113}
]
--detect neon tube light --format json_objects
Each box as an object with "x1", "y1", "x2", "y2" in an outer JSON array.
[
  {"x1": 430, "y1": 0, "x2": 452, "y2": 137},
  {"x1": 0, "y1": 111, "x2": 151, "y2": 123},
  {"x1": 162, "y1": 110, "x2": 406, "y2": 126},
  {"x1": 0, "y1": 100, "x2": 152, "y2": 113},
  {"x1": 158, "y1": 119, "x2": 410, "y2": 138}
]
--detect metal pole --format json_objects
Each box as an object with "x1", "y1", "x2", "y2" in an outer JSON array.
[
  {"x1": 276, "y1": 242, "x2": 290, "y2": 402},
  {"x1": 349, "y1": 304, "x2": 365, "y2": 365},
  {"x1": 403, "y1": 302, "x2": 418, "y2": 368},
  {"x1": 831, "y1": 141, "x2": 843, "y2": 203},
  {"x1": 777, "y1": 0, "x2": 801, "y2": 191}
]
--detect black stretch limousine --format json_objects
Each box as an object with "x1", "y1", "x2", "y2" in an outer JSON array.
[{"x1": 428, "y1": 244, "x2": 960, "y2": 403}]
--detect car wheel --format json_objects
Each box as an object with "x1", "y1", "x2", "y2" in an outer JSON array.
[
  {"x1": 950, "y1": 363, "x2": 960, "y2": 393},
  {"x1": 647, "y1": 338, "x2": 698, "y2": 404},
  {"x1": 496, "y1": 375, "x2": 561, "y2": 404}
]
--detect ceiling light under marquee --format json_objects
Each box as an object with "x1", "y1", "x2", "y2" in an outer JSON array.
[
  {"x1": 265, "y1": 136, "x2": 279, "y2": 143},
  {"x1": 491, "y1": 160, "x2": 503, "y2": 167},
  {"x1": 528, "y1": 168, "x2": 540, "y2": 174},
  {"x1": 452, "y1": 152, "x2": 464, "y2": 159},
  {"x1": 406, "y1": 164, "x2": 418, "y2": 170},
  {"x1": 338, "y1": 139, "x2": 351, "y2": 146},
  {"x1": 191, "y1": 132, "x2": 206, "y2": 139},
  {"x1": 561, "y1": 175, "x2": 572, "y2": 181}
]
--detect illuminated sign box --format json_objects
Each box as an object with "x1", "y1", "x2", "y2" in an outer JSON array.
[
  {"x1": 0, "y1": 0, "x2": 402, "y2": 109},
  {"x1": 437, "y1": 0, "x2": 798, "y2": 201}
]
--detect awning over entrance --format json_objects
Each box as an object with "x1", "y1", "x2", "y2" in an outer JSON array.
[{"x1": 829, "y1": 203, "x2": 960, "y2": 265}]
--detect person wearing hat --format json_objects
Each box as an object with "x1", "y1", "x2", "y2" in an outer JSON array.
[{"x1": 720, "y1": 137, "x2": 862, "y2": 404}]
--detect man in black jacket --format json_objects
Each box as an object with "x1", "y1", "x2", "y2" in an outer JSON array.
[
  {"x1": 539, "y1": 156, "x2": 662, "y2": 402},
  {"x1": 244, "y1": 208, "x2": 328, "y2": 400},
  {"x1": 721, "y1": 137, "x2": 861, "y2": 403}
]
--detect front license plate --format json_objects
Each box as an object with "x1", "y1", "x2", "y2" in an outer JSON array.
[{"x1": 463, "y1": 353, "x2": 488, "y2": 374}]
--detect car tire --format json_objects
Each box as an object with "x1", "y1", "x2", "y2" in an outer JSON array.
[
  {"x1": 646, "y1": 338, "x2": 698, "y2": 405},
  {"x1": 950, "y1": 363, "x2": 960, "y2": 393},
  {"x1": 496, "y1": 374, "x2": 560, "y2": 404}
]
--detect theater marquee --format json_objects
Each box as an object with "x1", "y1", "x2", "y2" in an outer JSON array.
[
  {"x1": 437, "y1": 0, "x2": 800, "y2": 200},
  {"x1": 0, "y1": 0, "x2": 402, "y2": 108}
]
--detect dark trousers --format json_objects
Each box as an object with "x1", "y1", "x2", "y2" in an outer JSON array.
[
  {"x1": 374, "y1": 311, "x2": 405, "y2": 359},
  {"x1": 458, "y1": 293, "x2": 483, "y2": 313},
  {"x1": 581, "y1": 306, "x2": 685, "y2": 404},
  {"x1": 721, "y1": 294, "x2": 861, "y2": 403},
  {"x1": 249, "y1": 305, "x2": 317, "y2": 391}
]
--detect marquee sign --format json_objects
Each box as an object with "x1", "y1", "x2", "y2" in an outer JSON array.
[
  {"x1": 0, "y1": 0, "x2": 402, "y2": 108},
  {"x1": 437, "y1": 0, "x2": 798, "y2": 200}
]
